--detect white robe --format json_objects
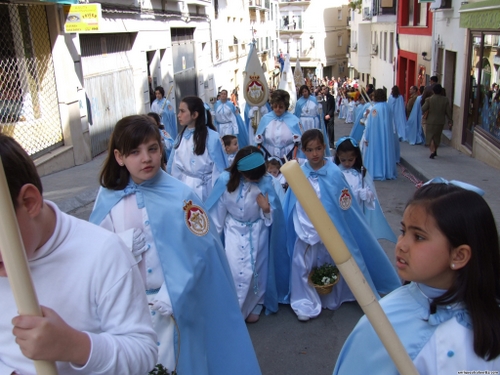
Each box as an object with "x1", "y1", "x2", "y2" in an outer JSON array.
[
  {"x1": 340, "y1": 168, "x2": 375, "y2": 210},
  {"x1": 98, "y1": 195, "x2": 175, "y2": 371},
  {"x1": 345, "y1": 101, "x2": 355, "y2": 123},
  {"x1": 290, "y1": 176, "x2": 355, "y2": 318},
  {"x1": 209, "y1": 181, "x2": 272, "y2": 319},
  {"x1": 262, "y1": 118, "x2": 295, "y2": 159},
  {"x1": 0, "y1": 201, "x2": 157, "y2": 375},
  {"x1": 170, "y1": 136, "x2": 221, "y2": 202},
  {"x1": 299, "y1": 100, "x2": 320, "y2": 131},
  {"x1": 215, "y1": 102, "x2": 239, "y2": 136}
]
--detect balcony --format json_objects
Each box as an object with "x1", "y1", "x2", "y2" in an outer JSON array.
[
  {"x1": 249, "y1": 0, "x2": 266, "y2": 10},
  {"x1": 279, "y1": 0, "x2": 311, "y2": 6}
]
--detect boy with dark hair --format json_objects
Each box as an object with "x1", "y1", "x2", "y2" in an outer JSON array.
[{"x1": 0, "y1": 134, "x2": 157, "y2": 375}]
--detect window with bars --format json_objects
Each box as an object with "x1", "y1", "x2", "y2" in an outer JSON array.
[{"x1": 0, "y1": 3, "x2": 63, "y2": 158}]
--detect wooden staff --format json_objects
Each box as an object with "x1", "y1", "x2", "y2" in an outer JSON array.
[
  {"x1": 280, "y1": 160, "x2": 418, "y2": 375},
  {"x1": 0, "y1": 158, "x2": 58, "y2": 375}
]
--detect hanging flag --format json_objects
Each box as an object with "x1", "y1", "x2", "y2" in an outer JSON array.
[{"x1": 278, "y1": 54, "x2": 297, "y2": 112}]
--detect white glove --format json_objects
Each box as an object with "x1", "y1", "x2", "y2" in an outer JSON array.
[
  {"x1": 255, "y1": 134, "x2": 263, "y2": 144},
  {"x1": 292, "y1": 134, "x2": 301, "y2": 143},
  {"x1": 132, "y1": 228, "x2": 148, "y2": 258},
  {"x1": 150, "y1": 283, "x2": 173, "y2": 317},
  {"x1": 248, "y1": 106, "x2": 259, "y2": 118}
]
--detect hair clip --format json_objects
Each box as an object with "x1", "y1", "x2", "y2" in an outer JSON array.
[
  {"x1": 335, "y1": 136, "x2": 358, "y2": 149},
  {"x1": 422, "y1": 177, "x2": 485, "y2": 196}
]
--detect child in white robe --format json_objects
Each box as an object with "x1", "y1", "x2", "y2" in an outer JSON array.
[
  {"x1": 91, "y1": 115, "x2": 261, "y2": 375},
  {"x1": 222, "y1": 134, "x2": 239, "y2": 165},
  {"x1": 345, "y1": 97, "x2": 355, "y2": 124},
  {"x1": 334, "y1": 181, "x2": 500, "y2": 374},
  {"x1": 167, "y1": 96, "x2": 228, "y2": 202},
  {"x1": 0, "y1": 134, "x2": 157, "y2": 375},
  {"x1": 206, "y1": 146, "x2": 288, "y2": 324}
]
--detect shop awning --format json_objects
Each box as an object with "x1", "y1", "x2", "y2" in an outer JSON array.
[{"x1": 459, "y1": 0, "x2": 500, "y2": 29}]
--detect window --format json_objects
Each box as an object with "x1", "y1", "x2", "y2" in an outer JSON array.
[
  {"x1": 338, "y1": 35, "x2": 342, "y2": 47},
  {"x1": 403, "y1": 0, "x2": 428, "y2": 27},
  {"x1": 338, "y1": 9, "x2": 342, "y2": 20},
  {"x1": 383, "y1": 32, "x2": 387, "y2": 61},
  {"x1": 466, "y1": 31, "x2": 500, "y2": 142},
  {"x1": 389, "y1": 32, "x2": 394, "y2": 62},
  {"x1": 215, "y1": 39, "x2": 223, "y2": 61}
]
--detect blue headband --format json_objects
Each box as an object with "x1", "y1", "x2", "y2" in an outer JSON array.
[
  {"x1": 237, "y1": 152, "x2": 265, "y2": 172},
  {"x1": 422, "y1": 177, "x2": 485, "y2": 196},
  {"x1": 335, "y1": 136, "x2": 358, "y2": 149}
]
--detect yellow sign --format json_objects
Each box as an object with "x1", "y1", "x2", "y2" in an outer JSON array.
[{"x1": 63, "y1": 4, "x2": 101, "y2": 33}]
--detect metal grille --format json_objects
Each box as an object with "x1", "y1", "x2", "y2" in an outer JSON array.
[{"x1": 0, "y1": 4, "x2": 63, "y2": 158}]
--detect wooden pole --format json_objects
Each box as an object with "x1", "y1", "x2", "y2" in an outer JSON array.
[
  {"x1": 0, "y1": 157, "x2": 58, "y2": 375},
  {"x1": 280, "y1": 160, "x2": 418, "y2": 375}
]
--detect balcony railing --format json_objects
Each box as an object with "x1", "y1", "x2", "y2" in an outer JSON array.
[{"x1": 249, "y1": 0, "x2": 265, "y2": 9}]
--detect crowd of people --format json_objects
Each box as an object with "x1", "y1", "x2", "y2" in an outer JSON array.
[{"x1": 1, "y1": 75, "x2": 499, "y2": 375}]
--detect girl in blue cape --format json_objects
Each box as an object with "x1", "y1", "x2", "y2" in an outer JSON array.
[
  {"x1": 167, "y1": 96, "x2": 228, "y2": 202},
  {"x1": 334, "y1": 181, "x2": 500, "y2": 374},
  {"x1": 349, "y1": 97, "x2": 371, "y2": 143},
  {"x1": 334, "y1": 136, "x2": 397, "y2": 243},
  {"x1": 283, "y1": 129, "x2": 400, "y2": 322},
  {"x1": 213, "y1": 89, "x2": 249, "y2": 147},
  {"x1": 205, "y1": 146, "x2": 289, "y2": 323},
  {"x1": 405, "y1": 88, "x2": 425, "y2": 145},
  {"x1": 363, "y1": 89, "x2": 398, "y2": 180},
  {"x1": 294, "y1": 85, "x2": 320, "y2": 132},
  {"x1": 388, "y1": 85, "x2": 407, "y2": 143},
  {"x1": 255, "y1": 89, "x2": 303, "y2": 162},
  {"x1": 150, "y1": 86, "x2": 177, "y2": 139},
  {"x1": 90, "y1": 115, "x2": 261, "y2": 375}
]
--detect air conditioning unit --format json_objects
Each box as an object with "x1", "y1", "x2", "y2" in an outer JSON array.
[
  {"x1": 371, "y1": 44, "x2": 378, "y2": 54},
  {"x1": 351, "y1": 43, "x2": 358, "y2": 51},
  {"x1": 363, "y1": 7, "x2": 372, "y2": 20}
]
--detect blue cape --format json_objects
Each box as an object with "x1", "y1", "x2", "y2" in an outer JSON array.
[
  {"x1": 333, "y1": 282, "x2": 471, "y2": 375},
  {"x1": 350, "y1": 102, "x2": 370, "y2": 143},
  {"x1": 295, "y1": 96, "x2": 332, "y2": 156},
  {"x1": 256, "y1": 111, "x2": 304, "y2": 159},
  {"x1": 153, "y1": 98, "x2": 177, "y2": 138},
  {"x1": 166, "y1": 128, "x2": 228, "y2": 175},
  {"x1": 283, "y1": 160, "x2": 401, "y2": 301},
  {"x1": 339, "y1": 166, "x2": 397, "y2": 243},
  {"x1": 364, "y1": 102, "x2": 398, "y2": 180},
  {"x1": 90, "y1": 171, "x2": 261, "y2": 375},
  {"x1": 214, "y1": 100, "x2": 249, "y2": 147},
  {"x1": 388, "y1": 95, "x2": 407, "y2": 142},
  {"x1": 405, "y1": 96, "x2": 425, "y2": 145},
  {"x1": 205, "y1": 171, "x2": 290, "y2": 307}
]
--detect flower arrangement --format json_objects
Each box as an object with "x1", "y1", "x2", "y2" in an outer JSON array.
[
  {"x1": 309, "y1": 263, "x2": 340, "y2": 295},
  {"x1": 149, "y1": 364, "x2": 176, "y2": 375}
]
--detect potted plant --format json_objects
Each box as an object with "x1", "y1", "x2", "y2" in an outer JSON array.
[{"x1": 308, "y1": 263, "x2": 340, "y2": 295}]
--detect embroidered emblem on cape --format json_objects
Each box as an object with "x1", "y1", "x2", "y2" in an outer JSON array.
[
  {"x1": 339, "y1": 188, "x2": 352, "y2": 210},
  {"x1": 371, "y1": 109, "x2": 377, "y2": 117},
  {"x1": 183, "y1": 200, "x2": 209, "y2": 236}
]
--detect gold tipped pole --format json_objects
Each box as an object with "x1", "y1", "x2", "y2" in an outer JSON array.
[
  {"x1": 281, "y1": 160, "x2": 418, "y2": 375},
  {"x1": 0, "y1": 158, "x2": 58, "y2": 375}
]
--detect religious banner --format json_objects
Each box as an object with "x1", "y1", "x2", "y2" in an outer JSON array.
[{"x1": 243, "y1": 42, "x2": 269, "y2": 107}]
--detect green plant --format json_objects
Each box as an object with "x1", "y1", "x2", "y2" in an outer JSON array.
[
  {"x1": 348, "y1": 0, "x2": 363, "y2": 14},
  {"x1": 310, "y1": 263, "x2": 339, "y2": 286},
  {"x1": 148, "y1": 364, "x2": 176, "y2": 375}
]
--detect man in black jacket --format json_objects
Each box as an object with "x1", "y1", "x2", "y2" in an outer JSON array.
[{"x1": 321, "y1": 85, "x2": 336, "y2": 147}]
